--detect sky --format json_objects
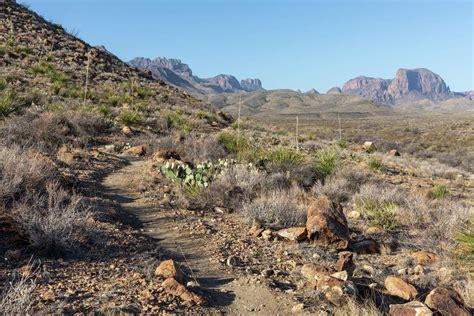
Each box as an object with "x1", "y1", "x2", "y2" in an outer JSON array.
[{"x1": 23, "y1": 0, "x2": 473, "y2": 92}]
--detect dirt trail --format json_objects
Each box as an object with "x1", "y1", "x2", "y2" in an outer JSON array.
[{"x1": 101, "y1": 157, "x2": 295, "y2": 315}]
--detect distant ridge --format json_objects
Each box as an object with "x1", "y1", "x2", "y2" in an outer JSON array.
[{"x1": 129, "y1": 57, "x2": 264, "y2": 95}]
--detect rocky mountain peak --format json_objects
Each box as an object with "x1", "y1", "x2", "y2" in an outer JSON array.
[
  {"x1": 153, "y1": 57, "x2": 193, "y2": 77},
  {"x1": 240, "y1": 78, "x2": 263, "y2": 92},
  {"x1": 342, "y1": 68, "x2": 453, "y2": 105}
]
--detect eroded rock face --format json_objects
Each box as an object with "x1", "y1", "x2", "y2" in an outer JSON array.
[
  {"x1": 240, "y1": 78, "x2": 264, "y2": 92},
  {"x1": 342, "y1": 68, "x2": 453, "y2": 105},
  {"x1": 306, "y1": 198, "x2": 350, "y2": 249},
  {"x1": 425, "y1": 287, "x2": 469, "y2": 316}
]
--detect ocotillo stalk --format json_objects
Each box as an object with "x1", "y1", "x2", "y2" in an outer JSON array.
[
  {"x1": 237, "y1": 94, "x2": 242, "y2": 149},
  {"x1": 338, "y1": 113, "x2": 342, "y2": 141},
  {"x1": 296, "y1": 115, "x2": 299, "y2": 151},
  {"x1": 83, "y1": 52, "x2": 91, "y2": 107}
]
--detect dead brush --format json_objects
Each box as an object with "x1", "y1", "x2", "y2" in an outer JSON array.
[{"x1": 0, "y1": 259, "x2": 38, "y2": 314}]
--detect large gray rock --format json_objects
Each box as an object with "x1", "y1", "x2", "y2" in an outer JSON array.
[{"x1": 240, "y1": 78, "x2": 264, "y2": 92}]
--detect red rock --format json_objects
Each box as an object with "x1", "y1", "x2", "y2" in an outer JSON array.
[
  {"x1": 155, "y1": 259, "x2": 184, "y2": 284},
  {"x1": 351, "y1": 239, "x2": 380, "y2": 255},
  {"x1": 306, "y1": 198, "x2": 350, "y2": 249},
  {"x1": 389, "y1": 301, "x2": 432, "y2": 316},
  {"x1": 411, "y1": 251, "x2": 438, "y2": 266},
  {"x1": 425, "y1": 287, "x2": 469, "y2": 316},
  {"x1": 276, "y1": 227, "x2": 307, "y2": 242},
  {"x1": 316, "y1": 275, "x2": 357, "y2": 306},
  {"x1": 301, "y1": 263, "x2": 335, "y2": 283},
  {"x1": 334, "y1": 251, "x2": 355, "y2": 277},
  {"x1": 385, "y1": 276, "x2": 418, "y2": 301},
  {"x1": 161, "y1": 278, "x2": 205, "y2": 305},
  {"x1": 125, "y1": 145, "x2": 146, "y2": 156}
]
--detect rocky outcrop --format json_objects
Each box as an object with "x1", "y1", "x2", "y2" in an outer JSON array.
[
  {"x1": 342, "y1": 68, "x2": 454, "y2": 105},
  {"x1": 129, "y1": 57, "x2": 264, "y2": 95},
  {"x1": 425, "y1": 287, "x2": 469, "y2": 316},
  {"x1": 240, "y1": 78, "x2": 264, "y2": 92}
]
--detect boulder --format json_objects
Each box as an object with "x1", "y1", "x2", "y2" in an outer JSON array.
[
  {"x1": 155, "y1": 259, "x2": 184, "y2": 284},
  {"x1": 350, "y1": 239, "x2": 380, "y2": 255},
  {"x1": 425, "y1": 287, "x2": 469, "y2": 316},
  {"x1": 316, "y1": 275, "x2": 357, "y2": 306},
  {"x1": 276, "y1": 227, "x2": 307, "y2": 242},
  {"x1": 161, "y1": 277, "x2": 205, "y2": 305},
  {"x1": 389, "y1": 301, "x2": 432, "y2": 316},
  {"x1": 334, "y1": 251, "x2": 355, "y2": 277},
  {"x1": 306, "y1": 197, "x2": 350, "y2": 249},
  {"x1": 385, "y1": 276, "x2": 418, "y2": 301},
  {"x1": 411, "y1": 251, "x2": 438, "y2": 266}
]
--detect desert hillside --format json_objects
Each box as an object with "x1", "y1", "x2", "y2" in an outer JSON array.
[{"x1": 0, "y1": 1, "x2": 473, "y2": 315}]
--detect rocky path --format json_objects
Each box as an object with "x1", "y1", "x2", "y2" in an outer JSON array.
[{"x1": 101, "y1": 157, "x2": 294, "y2": 315}]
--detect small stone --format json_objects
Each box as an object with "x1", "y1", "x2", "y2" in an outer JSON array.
[
  {"x1": 301, "y1": 263, "x2": 334, "y2": 283},
  {"x1": 413, "y1": 265, "x2": 424, "y2": 275},
  {"x1": 155, "y1": 259, "x2": 184, "y2": 284},
  {"x1": 361, "y1": 264, "x2": 375, "y2": 276},
  {"x1": 331, "y1": 271, "x2": 348, "y2": 281},
  {"x1": 347, "y1": 211, "x2": 361, "y2": 219},
  {"x1": 388, "y1": 149, "x2": 401, "y2": 157},
  {"x1": 317, "y1": 275, "x2": 357, "y2": 306},
  {"x1": 261, "y1": 229, "x2": 272, "y2": 241},
  {"x1": 261, "y1": 268, "x2": 274, "y2": 278},
  {"x1": 186, "y1": 280, "x2": 200, "y2": 288},
  {"x1": 411, "y1": 251, "x2": 438, "y2": 266},
  {"x1": 385, "y1": 276, "x2": 418, "y2": 301},
  {"x1": 226, "y1": 255, "x2": 239, "y2": 267},
  {"x1": 122, "y1": 126, "x2": 132, "y2": 136},
  {"x1": 389, "y1": 301, "x2": 432, "y2": 316},
  {"x1": 363, "y1": 141, "x2": 376, "y2": 152},
  {"x1": 292, "y1": 303, "x2": 304, "y2": 313}
]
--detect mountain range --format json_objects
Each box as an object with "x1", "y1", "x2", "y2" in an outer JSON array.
[
  {"x1": 129, "y1": 57, "x2": 264, "y2": 95},
  {"x1": 130, "y1": 57, "x2": 472, "y2": 113}
]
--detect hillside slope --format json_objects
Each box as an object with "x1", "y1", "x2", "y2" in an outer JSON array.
[{"x1": 204, "y1": 89, "x2": 394, "y2": 119}]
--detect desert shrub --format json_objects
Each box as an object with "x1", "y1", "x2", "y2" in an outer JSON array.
[
  {"x1": 164, "y1": 111, "x2": 192, "y2": 132},
  {"x1": 314, "y1": 147, "x2": 338, "y2": 180},
  {"x1": 0, "y1": 267, "x2": 36, "y2": 314},
  {"x1": 336, "y1": 139, "x2": 347, "y2": 149},
  {"x1": 175, "y1": 163, "x2": 260, "y2": 211},
  {"x1": 0, "y1": 88, "x2": 19, "y2": 118},
  {"x1": 14, "y1": 182, "x2": 91, "y2": 255},
  {"x1": 353, "y1": 184, "x2": 403, "y2": 231},
  {"x1": 241, "y1": 184, "x2": 307, "y2": 228},
  {"x1": 179, "y1": 133, "x2": 227, "y2": 164},
  {"x1": 266, "y1": 147, "x2": 304, "y2": 169},
  {"x1": 135, "y1": 85, "x2": 155, "y2": 99},
  {"x1": 334, "y1": 298, "x2": 380, "y2": 316},
  {"x1": 66, "y1": 111, "x2": 109, "y2": 137},
  {"x1": 312, "y1": 167, "x2": 369, "y2": 203},
  {"x1": 218, "y1": 132, "x2": 248, "y2": 154},
  {"x1": 454, "y1": 219, "x2": 474, "y2": 263},
  {"x1": 197, "y1": 110, "x2": 219, "y2": 125},
  {"x1": 368, "y1": 156, "x2": 383, "y2": 172},
  {"x1": 30, "y1": 60, "x2": 55, "y2": 74},
  {"x1": 0, "y1": 146, "x2": 57, "y2": 207},
  {"x1": 119, "y1": 109, "x2": 142, "y2": 126},
  {"x1": 430, "y1": 184, "x2": 448, "y2": 199}
]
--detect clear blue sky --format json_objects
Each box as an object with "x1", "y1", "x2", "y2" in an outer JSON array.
[{"x1": 23, "y1": 0, "x2": 473, "y2": 92}]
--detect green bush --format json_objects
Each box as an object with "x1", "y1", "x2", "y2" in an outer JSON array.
[
  {"x1": 368, "y1": 157, "x2": 383, "y2": 172},
  {"x1": 0, "y1": 88, "x2": 18, "y2": 118},
  {"x1": 336, "y1": 139, "x2": 347, "y2": 148},
  {"x1": 314, "y1": 147, "x2": 338, "y2": 179},
  {"x1": 266, "y1": 147, "x2": 304, "y2": 167},
  {"x1": 355, "y1": 198, "x2": 399, "y2": 231},
  {"x1": 96, "y1": 104, "x2": 111, "y2": 116},
  {"x1": 218, "y1": 132, "x2": 248, "y2": 154},
  {"x1": 136, "y1": 85, "x2": 155, "y2": 99},
  {"x1": 455, "y1": 219, "x2": 474, "y2": 262},
  {"x1": 119, "y1": 110, "x2": 142, "y2": 126},
  {"x1": 31, "y1": 61, "x2": 55, "y2": 75},
  {"x1": 197, "y1": 111, "x2": 219, "y2": 125},
  {"x1": 165, "y1": 111, "x2": 193, "y2": 132},
  {"x1": 430, "y1": 184, "x2": 448, "y2": 199}
]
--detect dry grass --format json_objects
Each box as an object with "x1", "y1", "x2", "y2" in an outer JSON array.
[
  {"x1": 0, "y1": 262, "x2": 37, "y2": 314},
  {"x1": 312, "y1": 167, "x2": 369, "y2": 203},
  {"x1": 13, "y1": 182, "x2": 92, "y2": 255},
  {"x1": 241, "y1": 184, "x2": 307, "y2": 228},
  {"x1": 0, "y1": 146, "x2": 57, "y2": 207},
  {"x1": 334, "y1": 298, "x2": 381, "y2": 316}
]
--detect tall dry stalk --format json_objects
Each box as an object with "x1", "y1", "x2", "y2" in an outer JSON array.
[
  {"x1": 237, "y1": 94, "x2": 242, "y2": 149},
  {"x1": 83, "y1": 52, "x2": 91, "y2": 107},
  {"x1": 296, "y1": 115, "x2": 299, "y2": 151},
  {"x1": 338, "y1": 113, "x2": 342, "y2": 141}
]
